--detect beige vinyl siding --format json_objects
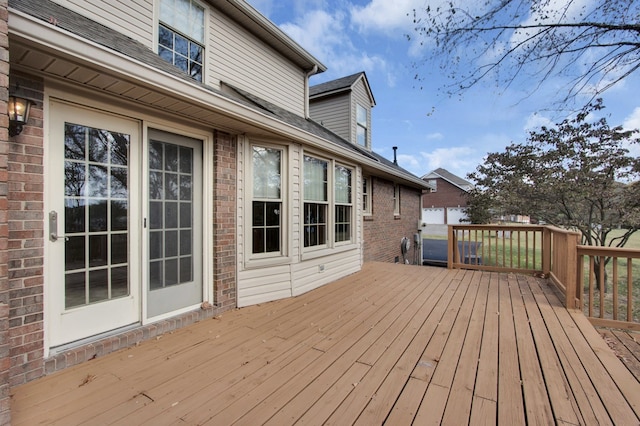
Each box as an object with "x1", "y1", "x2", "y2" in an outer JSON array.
[
  {"x1": 291, "y1": 250, "x2": 361, "y2": 296},
  {"x1": 52, "y1": 0, "x2": 153, "y2": 46},
  {"x1": 237, "y1": 140, "x2": 363, "y2": 307},
  {"x1": 238, "y1": 265, "x2": 293, "y2": 306},
  {"x1": 309, "y1": 95, "x2": 351, "y2": 141},
  {"x1": 210, "y1": 9, "x2": 306, "y2": 116},
  {"x1": 351, "y1": 79, "x2": 373, "y2": 149}
]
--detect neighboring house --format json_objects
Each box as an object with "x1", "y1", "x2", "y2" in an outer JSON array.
[
  {"x1": 1, "y1": 0, "x2": 429, "y2": 410},
  {"x1": 421, "y1": 168, "x2": 473, "y2": 225}
]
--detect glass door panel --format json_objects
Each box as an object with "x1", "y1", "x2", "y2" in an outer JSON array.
[
  {"x1": 48, "y1": 100, "x2": 140, "y2": 348},
  {"x1": 146, "y1": 130, "x2": 202, "y2": 318}
]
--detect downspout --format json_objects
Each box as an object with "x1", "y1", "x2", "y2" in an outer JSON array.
[{"x1": 304, "y1": 65, "x2": 318, "y2": 119}]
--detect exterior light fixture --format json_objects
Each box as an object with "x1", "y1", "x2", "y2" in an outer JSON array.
[{"x1": 8, "y1": 96, "x2": 34, "y2": 137}]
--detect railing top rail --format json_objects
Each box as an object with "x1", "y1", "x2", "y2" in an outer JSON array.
[
  {"x1": 448, "y1": 224, "x2": 545, "y2": 231},
  {"x1": 576, "y1": 245, "x2": 640, "y2": 257}
]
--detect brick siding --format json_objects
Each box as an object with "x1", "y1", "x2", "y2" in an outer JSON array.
[
  {"x1": 363, "y1": 177, "x2": 422, "y2": 264},
  {"x1": 7, "y1": 73, "x2": 44, "y2": 388},
  {"x1": 422, "y1": 178, "x2": 468, "y2": 209},
  {"x1": 0, "y1": 1, "x2": 9, "y2": 422}
]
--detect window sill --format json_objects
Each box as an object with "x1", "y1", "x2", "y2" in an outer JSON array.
[
  {"x1": 363, "y1": 215, "x2": 374, "y2": 221},
  {"x1": 394, "y1": 215, "x2": 402, "y2": 220},
  {"x1": 301, "y1": 243, "x2": 358, "y2": 261},
  {"x1": 243, "y1": 256, "x2": 293, "y2": 270}
]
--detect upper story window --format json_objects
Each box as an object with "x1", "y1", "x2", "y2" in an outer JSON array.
[
  {"x1": 252, "y1": 146, "x2": 283, "y2": 256},
  {"x1": 393, "y1": 184, "x2": 401, "y2": 216},
  {"x1": 362, "y1": 176, "x2": 371, "y2": 215},
  {"x1": 158, "y1": 0, "x2": 205, "y2": 82},
  {"x1": 356, "y1": 104, "x2": 368, "y2": 147},
  {"x1": 429, "y1": 179, "x2": 437, "y2": 192}
]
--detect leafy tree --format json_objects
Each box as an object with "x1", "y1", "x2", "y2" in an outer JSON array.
[
  {"x1": 408, "y1": 0, "x2": 640, "y2": 108},
  {"x1": 467, "y1": 100, "x2": 640, "y2": 289}
]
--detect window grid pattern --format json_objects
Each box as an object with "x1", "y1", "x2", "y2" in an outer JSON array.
[
  {"x1": 252, "y1": 146, "x2": 282, "y2": 255},
  {"x1": 335, "y1": 165, "x2": 352, "y2": 243},
  {"x1": 304, "y1": 156, "x2": 328, "y2": 248},
  {"x1": 158, "y1": 0, "x2": 204, "y2": 82},
  {"x1": 63, "y1": 123, "x2": 130, "y2": 309},
  {"x1": 148, "y1": 141, "x2": 194, "y2": 290}
]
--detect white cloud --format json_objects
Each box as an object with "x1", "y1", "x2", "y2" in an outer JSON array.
[
  {"x1": 411, "y1": 146, "x2": 481, "y2": 178},
  {"x1": 426, "y1": 132, "x2": 444, "y2": 140},
  {"x1": 623, "y1": 107, "x2": 640, "y2": 131},
  {"x1": 350, "y1": 0, "x2": 421, "y2": 34},
  {"x1": 523, "y1": 113, "x2": 554, "y2": 132},
  {"x1": 279, "y1": 9, "x2": 388, "y2": 79},
  {"x1": 622, "y1": 107, "x2": 640, "y2": 158}
]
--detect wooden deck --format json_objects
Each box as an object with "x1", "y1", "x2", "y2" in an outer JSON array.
[{"x1": 11, "y1": 262, "x2": 640, "y2": 425}]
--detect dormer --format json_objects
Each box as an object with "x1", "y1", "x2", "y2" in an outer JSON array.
[{"x1": 309, "y1": 72, "x2": 376, "y2": 151}]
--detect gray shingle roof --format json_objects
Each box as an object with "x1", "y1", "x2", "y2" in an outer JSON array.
[
  {"x1": 423, "y1": 168, "x2": 473, "y2": 191},
  {"x1": 309, "y1": 72, "x2": 364, "y2": 97}
]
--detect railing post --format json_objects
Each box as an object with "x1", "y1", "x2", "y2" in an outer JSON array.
[
  {"x1": 542, "y1": 226, "x2": 551, "y2": 276},
  {"x1": 564, "y1": 232, "x2": 579, "y2": 309},
  {"x1": 447, "y1": 225, "x2": 454, "y2": 269}
]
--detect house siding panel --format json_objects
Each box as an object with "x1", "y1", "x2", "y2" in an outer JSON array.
[
  {"x1": 210, "y1": 9, "x2": 306, "y2": 116},
  {"x1": 308, "y1": 94, "x2": 350, "y2": 141},
  {"x1": 51, "y1": 0, "x2": 153, "y2": 46}
]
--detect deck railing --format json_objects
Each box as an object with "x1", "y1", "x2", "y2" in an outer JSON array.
[
  {"x1": 447, "y1": 225, "x2": 639, "y2": 331},
  {"x1": 577, "y1": 246, "x2": 640, "y2": 331}
]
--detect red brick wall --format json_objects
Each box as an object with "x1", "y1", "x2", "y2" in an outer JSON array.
[
  {"x1": 363, "y1": 177, "x2": 421, "y2": 264},
  {"x1": 422, "y1": 178, "x2": 468, "y2": 209},
  {"x1": 0, "y1": 2, "x2": 10, "y2": 423},
  {"x1": 7, "y1": 73, "x2": 44, "y2": 388},
  {"x1": 212, "y1": 130, "x2": 237, "y2": 309}
]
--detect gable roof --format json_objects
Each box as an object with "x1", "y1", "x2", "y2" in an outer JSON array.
[
  {"x1": 309, "y1": 72, "x2": 376, "y2": 106},
  {"x1": 422, "y1": 168, "x2": 474, "y2": 192}
]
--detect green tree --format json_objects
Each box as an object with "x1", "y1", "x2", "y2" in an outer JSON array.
[
  {"x1": 467, "y1": 100, "x2": 640, "y2": 289},
  {"x1": 408, "y1": 0, "x2": 640, "y2": 108}
]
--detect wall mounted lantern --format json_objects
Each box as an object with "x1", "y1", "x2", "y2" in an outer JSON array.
[{"x1": 8, "y1": 96, "x2": 34, "y2": 137}]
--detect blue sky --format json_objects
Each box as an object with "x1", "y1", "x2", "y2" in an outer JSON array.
[{"x1": 247, "y1": 0, "x2": 640, "y2": 181}]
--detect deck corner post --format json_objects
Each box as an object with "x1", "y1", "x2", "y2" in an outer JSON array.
[
  {"x1": 542, "y1": 226, "x2": 551, "y2": 275},
  {"x1": 564, "y1": 232, "x2": 579, "y2": 309},
  {"x1": 447, "y1": 225, "x2": 454, "y2": 269}
]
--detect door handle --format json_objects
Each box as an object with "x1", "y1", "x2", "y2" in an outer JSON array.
[{"x1": 49, "y1": 211, "x2": 69, "y2": 242}]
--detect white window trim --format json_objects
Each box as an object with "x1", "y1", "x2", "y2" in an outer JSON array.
[
  {"x1": 244, "y1": 140, "x2": 290, "y2": 267},
  {"x1": 362, "y1": 175, "x2": 372, "y2": 216},
  {"x1": 356, "y1": 103, "x2": 368, "y2": 148},
  {"x1": 154, "y1": 0, "x2": 209, "y2": 84},
  {"x1": 394, "y1": 183, "x2": 401, "y2": 216},
  {"x1": 301, "y1": 152, "x2": 356, "y2": 257}
]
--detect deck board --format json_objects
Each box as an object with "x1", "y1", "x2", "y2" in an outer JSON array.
[{"x1": 11, "y1": 262, "x2": 640, "y2": 425}]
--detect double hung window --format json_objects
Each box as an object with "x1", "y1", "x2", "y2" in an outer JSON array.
[
  {"x1": 303, "y1": 155, "x2": 353, "y2": 248},
  {"x1": 356, "y1": 104, "x2": 368, "y2": 147},
  {"x1": 303, "y1": 156, "x2": 328, "y2": 248},
  {"x1": 362, "y1": 176, "x2": 371, "y2": 215},
  {"x1": 334, "y1": 166, "x2": 352, "y2": 243},
  {"x1": 158, "y1": 0, "x2": 205, "y2": 82},
  {"x1": 252, "y1": 146, "x2": 282, "y2": 255}
]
